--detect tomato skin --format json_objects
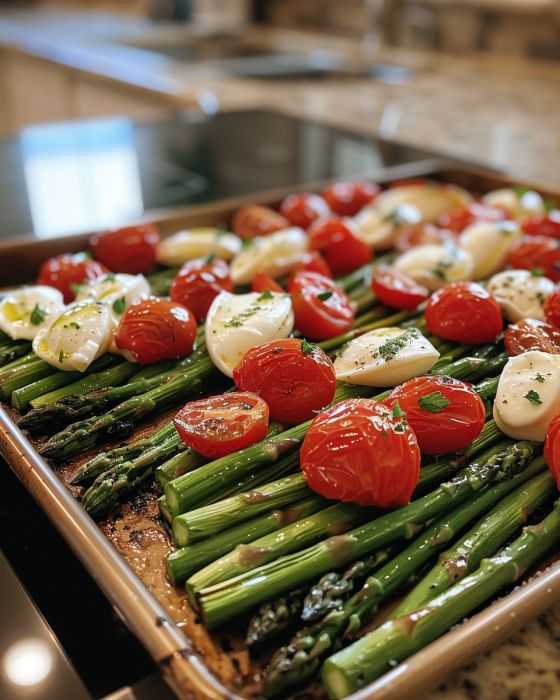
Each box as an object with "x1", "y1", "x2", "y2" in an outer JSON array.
[
  {"x1": 507, "y1": 235, "x2": 560, "y2": 281},
  {"x1": 231, "y1": 205, "x2": 289, "y2": 239},
  {"x1": 170, "y1": 258, "x2": 232, "y2": 322},
  {"x1": 289, "y1": 271, "x2": 355, "y2": 341},
  {"x1": 371, "y1": 265, "x2": 429, "y2": 310},
  {"x1": 116, "y1": 298, "x2": 197, "y2": 364},
  {"x1": 280, "y1": 192, "x2": 330, "y2": 229},
  {"x1": 522, "y1": 212, "x2": 560, "y2": 239},
  {"x1": 233, "y1": 338, "x2": 336, "y2": 425},
  {"x1": 251, "y1": 272, "x2": 284, "y2": 294},
  {"x1": 174, "y1": 392, "x2": 269, "y2": 459},
  {"x1": 425, "y1": 282, "x2": 503, "y2": 345},
  {"x1": 300, "y1": 399, "x2": 420, "y2": 508},
  {"x1": 308, "y1": 218, "x2": 372, "y2": 276},
  {"x1": 37, "y1": 253, "x2": 107, "y2": 303},
  {"x1": 384, "y1": 376, "x2": 485, "y2": 455},
  {"x1": 504, "y1": 318, "x2": 560, "y2": 356},
  {"x1": 293, "y1": 251, "x2": 333, "y2": 278},
  {"x1": 90, "y1": 224, "x2": 159, "y2": 274},
  {"x1": 544, "y1": 290, "x2": 560, "y2": 329},
  {"x1": 322, "y1": 180, "x2": 379, "y2": 216},
  {"x1": 437, "y1": 202, "x2": 506, "y2": 233},
  {"x1": 544, "y1": 415, "x2": 560, "y2": 490},
  {"x1": 395, "y1": 223, "x2": 454, "y2": 253}
]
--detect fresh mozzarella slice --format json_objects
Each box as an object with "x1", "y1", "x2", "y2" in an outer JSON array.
[
  {"x1": 205, "y1": 291, "x2": 294, "y2": 377},
  {"x1": 487, "y1": 269, "x2": 554, "y2": 322},
  {"x1": 33, "y1": 301, "x2": 114, "y2": 371},
  {"x1": 493, "y1": 350, "x2": 560, "y2": 441},
  {"x1": 458, "y1": 220, "x2": 521, "y2": 280},
  {"x1": 334, "y1": 326, "x2": 439, "y2": 387},
  {"x1": 157, "y1": 228, "x2": 241, "y2": 266},
  {"x1": 394, "y1": 243, "x2": 474, "y2": 291},
  {"x1": 481, "y1": 188, "x2": 545, "y2": 220},
  {"x1": 349, "y1": 205, "x2": 420, "y2": 250},
  {"x1": 76, "y1": 273, "x2": 150, "y2": 319},
  {"x1": 374, "y1": 183, "x2": 472, "y2": 223},
  {"x1": 230, "y1": 228, "x2": 308, "y2": 285},
  {"x1": 0, "y1": 286, "x2": 64, "y2": 340}
]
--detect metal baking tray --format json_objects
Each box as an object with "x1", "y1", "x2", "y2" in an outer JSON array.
[{"x1": 1, "y1": 159, "x2": 559, "y2": 700}]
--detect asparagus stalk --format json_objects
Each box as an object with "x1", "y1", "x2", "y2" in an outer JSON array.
[
  {"x1": 0, "y1": 352, "x2": 42, "y2": 380},
  {"x1": 0, "y1": 341, "x2": 31, "y2": 367},
  {"x1": 167, "y1": 496, "x2": 327, "y2": 585},
  {"x1": 322, "y1": 498, "x2": 560, "y2": 699},
  {"x1": 246, "y1": 591, "x2": 306, "y2": 647},
  {"x1": 155, "y1": 449, "x2": 206, "y2": 489},
  {"x1": 146, "y1": 266, "x2": 180, "y2": 296},
  {"x1": 195, "y1": 440, "x2": 538, "y2": 629},
  {"x1": 0, "y1": 357, "x2": 57, "y2": 399}
]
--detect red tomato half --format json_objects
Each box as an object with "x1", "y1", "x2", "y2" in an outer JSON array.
[
  {"x1": 437, "y1": 202, "x2": 506, "y2": 233},
  {"x1": 170, "y1": 258, "x2": 232, "y2": 321},
  {"x1": 280, "y1": 192, "x2": 330, "y2": 229},
  {"x1": 507, "y1": 235, "x2": 560, "y2": 281},
  {"x1": 231, "y1": 205, "x2": 289, "y2": 239},
  {"x1": 322, "y1": 180, "x2": 379, "y2": 216},
  {"x1": 289, "y1": 271, "x2": 354, "y2": 341},
  {"x1": 544, "y1": 415, "x2": 560, "y2": 490},
  {"x1": 371, "y1": 266, "x2": 429, "y2": 310},
  {"x1": 233, "y1": 338, "x2": 336, "y2": 425},
  {"x1": 174, "y1": 392, "x2": 269, "y2": 459},
  {"x1": 425, "y1": 282, "x2": 503, "y2": 345},
  {"x1": 116, "y1": 298, "x2": 196, "y2": 364},
  {"x1": 308, "y1": 218, "x2": 372, "y2": 276},
  {"x1": 293, "y1": 251, "x2": 333, "y2": 279},
  {"x1": 384, "y1": 376, "x2": 485, "y2": 455},
  {"x1": 300, "y1": 399, "x2": 420, "y2": 508},
  {"x1": 90, "y1": 224, "x2": 160, "y2": 274},
  {"x1": 522, "y1": 212, "x2": 560, "y2": 238},
  {"x1": 545, "y1": 290, "x2": 560, "y2": 329},
  {"x1": 395, "y1": 223, "x2": 454, "y2": 253},
  {"x1": 251, "y1": 272, "x2": 284, "y2": 294},
  {"x1": 37, "y1": 253, "x2": 107, "y2": 303},
  {"x1": 504, "y1": 318, "x2": 560, "y2": 356}
]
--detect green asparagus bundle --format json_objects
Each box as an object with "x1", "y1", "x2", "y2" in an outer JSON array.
[
  {"x1": 322, "y1": 498, "x2": 560, "y2": 699},
  {"x1": 246, "y1": 590, "x2": 306, "y2": 647},
  {"x1": 0, "y1": 341, "x2": 31, "y2": 367},
  {"x1": 155, "y1": 448, "x2": 206, "y2": 489}
]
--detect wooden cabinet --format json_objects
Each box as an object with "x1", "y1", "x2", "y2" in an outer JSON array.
[{"x1": 73, "y1": 78, "x2": 170, "y2": 121}]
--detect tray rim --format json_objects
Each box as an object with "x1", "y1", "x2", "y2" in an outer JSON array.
[{"x1": 1, "y1": 162, "x2": 559, "y2": 700}]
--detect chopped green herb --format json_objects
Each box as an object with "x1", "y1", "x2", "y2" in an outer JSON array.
[
  {"x1": 69, "y1": 321, "x2": 81, "y2": 330},
  {"x1": 374, "y1": 328, "x2": 418, "y2": 362},
  {"x1": 225, "y1": 293, "x2": 275, "y2": 328},
  {"x1": 70, "y1": 283, "x2": 83, "y2": 296},
  {"x1": 392, "y1": 402, "x2": 405, "y2": 419},
  {"x1": 30, "y1": 304, "x2": 46, "y2": 325},
  {"x1": 205, "y1": 254, "x2": 216, "y2": 265},
  {"x1": 104, "y1": 273, "x2": 116, "y2": 283},
  {"x1": 533, "y1": 372, "x2": 545, "y2": 383},
  {"x1": 513, "y1": 186, "x2": 530, "y2": 199},
  {"x1": 301, "y1": 338, "x2": 315, "y2": 355},
  {"x1": 317, "y1": 291, "x2": 333, "y2": 302},
  {"x1": 530, "y1": 268, "x2": 544, "y2": 277},
  {"x1": 258, "y1": 290, "x2": 274, "y2": 302},
  {"x1": 112, "y1": 297, "x2": 126, "y2": 315},
  {"x1": 58, "y1": 350, "x2": 65, "y2": 364},
  {"x1": 524, "y1": 389, "x2": 542, "y2": 405},
  {"x1": 418, "y1": 391, "x2": 451, "y2": 413}
]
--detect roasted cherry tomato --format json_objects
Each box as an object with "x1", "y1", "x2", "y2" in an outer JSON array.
[
  {"x1": 251, "y1": 272, "x2": 284, "y2": 294},
  {"x1": 384, "y1": 376, "x2": 485, "y2": 455},
  {"x1": 544, "y1": 289, "x2": 560, "y2": 329},
  {"x1": 37, "y1": 253, "x2": 107, "y2": 303},
  {"x1": 437, "y1": 202, "x2": 506, "y2": 233},
  {"x1": 504, "y1": 318, "x2": 560, "y2": 356},
  {"x1": 293, "y1": 251, "x2": 333, "y2": 279},
  {"x1": 116, "y1": 298, "x2": 196, "y2": 364},
  {"x1": 300, "y1": 399, "x2": 420, "y2": 508},
  {"x1": 174, "y1": 392, "x2": 269, "y2": 459},
  {"x1": 425, "y1": 282, "x2": 503, "y2": 345},
  {"x1": 170, "y1": 258, "x2": 232, "y2": 322},
  {"x1": 289, "y1": 271, "x2": 354, "y2": 341},
  {"x1": 322, "y1": 180, "x2": 379, "y2": 216},
  {"x1": 279, "y1": 192, "x2": 330, "y2": 229},
  {"x1": 90, "y1": 224, "x2": 160, "y2": 274},
  {"x1": 231, "y1": 205, "x2": 289, "y2": 240},
  {"x1": 233, "y1": 338, "x2": 336, "y2": 425},
  {"x1": 544, "y1": 414, "x2": 560, "y2": 490},
  {"x1": 371, "y1": 265, "x2": 429, "y2": 310},
  {"x1": 507, "y1": 235, "x2": 560, "y2": 281},
  {"x1": 522, "y1": 212, "x2": 560, "y2": 238},
  {"x1": 395, "y1": 223, "x2": 454, "y2": 253},
  {"x1": 308, "y1": 218, "x2": 372, "y2": 276}
]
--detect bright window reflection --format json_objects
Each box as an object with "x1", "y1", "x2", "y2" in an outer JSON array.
[
  {"x1": 3, "y1": 638, "x2": 53, "y2": 687},
  {"x1": 20, "y1": 119, "x2": 144, "y2": 238}
]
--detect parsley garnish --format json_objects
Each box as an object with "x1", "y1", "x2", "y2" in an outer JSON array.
[
  {"x1": 112, "y1": 297, "x2": 126, "y2": 315},
  {"x1": 418, "y1": 391, "x2": 451, "y2": 413},
  {"x1": 69, "y1": 321, "x2": 81, "y2": 330},
  {"x1": 205, "y1": 254, "x2": 215, "y2": 265},
  {"x1": 530, "y1": 268, "x2": 544, "y2": 277},
  {"x1": 533, "y1": 372, "x2": 545, "y2": 383},
  {"x1": 524, "y1": 390, "x2": 542, "y2": 405},
  {"x1": 317, "y1": 291, "x2": 333, "y2": 302},
  {"x1": 374, "y1": 328, "x2": 418, "y2": 362},
  {"x1": 104, "y1": 273, "x2": 116, "y2": 283},
  {"x1": 70, "y1": 283, "x2": 83, "y2": 296},
  {"x1": 301, "y1": 338, "x2": 315, "y2": 355},
  {"x1": 30, "y1": 304, "x2": 46, "y2": 325},
  {"x1": 258, "y1": 290, "x2": 274, "y2": 302},
  {"x1": 392, "y1": 401, "x2": 405, "y2": 419},
  {"x1": 224, "y1": 293, "x2": 275, "y2": 328},
  {"x1": 58, "y1": 350, "x2": 65, "y2": 364}
]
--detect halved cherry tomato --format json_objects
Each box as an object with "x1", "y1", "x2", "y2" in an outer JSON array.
[
  {"x1": 280, "y1": 192, "x2": 330, "y2": 229},
  {"x1": 170, "y1": 258, "x2": 232, "y2": 322},
  {"x1": 522, "y1": 212, "x2": 560, "y2": 238},
  {"x1": 544, "y1": 289, "x2": 560, "y2": 329},
  {"x1": 116, "y1": 298, "x2": 196, "y2": 364},
  {"x1": 289, "y1": 271, "x2": 354, "y2": 341},
  {"x1": 322, "y1": 180, "x2": 379, "y2": 216},
  {"x1": 308, "y1": 218, "x2": 372, "y2": 276},
  {"x1": 174, "y1": 392, "x2": 269, "y2": 459},
  {"x1": 507, "y1": 235, "x2": 560, "y2": 281},
  {"x1": 300, "y1": 399, "x2": 420, "y2": 508},
  {"x1": 504, "y1": 318, "x2": 560, "y2": 356},
  {"x1": 251, "y1": 272, "x2": 284, "y2": 294},
  {"x1": 90, "y1": 224, "x2": 160, "y2": 274},
  {"x1": 437, "y1": 202, "x2": 507, "y2": 233},
  {"x1": 395, "y1": 223, "x2": 454, "y2": 253},
  {"x1": 384, "y1": 376, "x2": 485, "y2": 455},
  {"x1": 425, "y1": 282, "x2": 503, "y2": 345},
  {"x1": 233, "y1": 338, "x2": 336, "y2": 425},
  {"x1": 231, "y1": 205, "x2": 289, "y2": 240},
  {"x1": 293, "y1": 251, "x2": 333, "y2": 278},
  {"x1": 37, "y1": 253, "x2": 107, "y2": 303},
  {"x1": 544, "y1": 414, "x2": 560, "y2": 490},
  {"x1": 371, "y1": 266, "x2": 429, "y2": 311}
]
